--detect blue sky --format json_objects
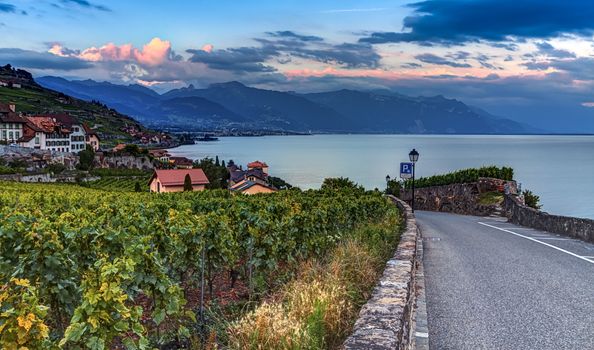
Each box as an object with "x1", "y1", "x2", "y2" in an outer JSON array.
[{"x1": 2, "y1": 0, "x2": 594, "y2": 131}]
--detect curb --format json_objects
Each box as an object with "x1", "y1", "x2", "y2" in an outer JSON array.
[{"x1": 344, "y1": 195, "x2": 422, "y2": 350}]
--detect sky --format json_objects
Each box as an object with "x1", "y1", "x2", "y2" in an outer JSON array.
[{"x1": 1, "y1": 0, "x2": 594, "y2": 132}]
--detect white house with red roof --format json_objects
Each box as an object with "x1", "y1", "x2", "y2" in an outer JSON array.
[{"x1": 149, "y1": 169, "x2": 210, "y2": 193}]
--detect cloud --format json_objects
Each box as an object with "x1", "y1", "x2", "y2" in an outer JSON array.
[
  {"x1": 187, "y1": 31, "x2": 381, "y2": 74},
  {"x1": 0, "y1": 48, "x2": 93, "y2": 70},
  {"x1": 0, "y1": 3, "x2": 15, "y2": 13},
  {"x1": 360, "y1": 0, "x2": 594, "y2": 45},
  {"x1": 59, "y1": 0, "x2": 110, "y2": 12},
  {"x1": 187, "y1": 46, "x2": 279, "y2": 73},
  {"x1": 415, "y1": 53, "x2": 472, "y2": 68},
  {"x1": 201, "y1": 44, "x2": 214, "y2": 53},
  {"x1": 266, "y1": 31, "x2": 323, "y2": 42},
  {"x1": 48, "y1": 38, "x2": 173, "y2": 66},
  {"x1": 0, "y1": 2, "x2": 26, "y2": 15},
  {"x1": 534, "y1": 41, "x2": 575, "y2": 58}
]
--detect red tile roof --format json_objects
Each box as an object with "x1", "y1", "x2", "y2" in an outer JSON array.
[
  {"x1": 247, "y1": 160, "x2": 268, "y2": 168},
  {"x1": 150, "y1": 169, "x2": 210, "y2": 186},
  {"x1": 26, "y1": 114, "x2": 79, "y2": 133}
]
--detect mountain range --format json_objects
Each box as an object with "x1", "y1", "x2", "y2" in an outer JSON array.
[{"x1": 37, "y1": 76, "x2": 534, "y2": 134}]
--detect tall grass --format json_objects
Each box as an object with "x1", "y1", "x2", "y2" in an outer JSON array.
[{"x1": 228, "y1": 209, "x2": 401, "y2": 349}]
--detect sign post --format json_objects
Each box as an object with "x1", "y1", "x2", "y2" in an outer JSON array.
[{"x1": 400, "y1": 162, "x2": 413, "y2": 180}]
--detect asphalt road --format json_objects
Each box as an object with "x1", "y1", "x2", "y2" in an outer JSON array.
[{"x1": 417, "y1": 211, "x2": 594, "y2": 350}]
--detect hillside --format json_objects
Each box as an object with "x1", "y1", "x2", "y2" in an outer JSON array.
[
  {"x1": 0, "y1": 65, "x2": 166, "y2": 146},
  {"x1": 37, "y1": 75, "x2": 532, "y2": 134}
]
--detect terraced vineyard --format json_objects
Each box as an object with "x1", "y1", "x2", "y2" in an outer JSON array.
[{"x1": 0, "y1": 181, "x2": 400, "y2": 349}]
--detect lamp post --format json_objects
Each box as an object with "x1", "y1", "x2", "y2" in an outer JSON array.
[
  {"x1": 409, "y1": 149, "x2": 419, "y2": 212},
  {"x1": 385, "y1": 175, "x2": 391, "y2": 195}
]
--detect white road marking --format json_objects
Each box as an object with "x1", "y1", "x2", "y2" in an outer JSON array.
[
  {"x1": 415, "y1": 332, "x2": 429, "y2": 338},
  {"x1": 534, "y1": 238, "x2": 572, "y2": 241},
  {"x1": 478, "y1": 222, "x2": 594, "y2": 265}
]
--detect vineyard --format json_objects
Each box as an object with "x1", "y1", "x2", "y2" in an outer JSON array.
[{"x1": 0, "y1": 181, "x2": 400, "y2": 349}]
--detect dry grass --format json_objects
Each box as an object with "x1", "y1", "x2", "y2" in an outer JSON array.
[{"x1": 228, "y1": 209, "x2": 401, "y2": 350}]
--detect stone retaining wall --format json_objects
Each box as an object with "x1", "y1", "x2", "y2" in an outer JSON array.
[
  {"x1": 504, "y1": 194, "x2": 594, "y2": 242},
  {"x1": 344, "y1": 195, "x2": 419, "y2": 350},
  {"x1": 399, "y1": 177, "x2": 517, "y2": 216}
]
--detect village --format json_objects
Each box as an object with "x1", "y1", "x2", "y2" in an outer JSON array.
[{"x1": 1, "y1": 101, "x2": 283, "y2": 194}]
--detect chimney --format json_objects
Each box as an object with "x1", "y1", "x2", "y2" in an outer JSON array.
[{"x1": 8, "y1": 102, "x2": 15, "y2": 112}]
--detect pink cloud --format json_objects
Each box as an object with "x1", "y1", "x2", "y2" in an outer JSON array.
[
  {"x1": 47, "y1": 37, "x2": 171, "y2": 66},
  {"x1": 201, "y1": 44, "x2": 214, "y2": 53}
]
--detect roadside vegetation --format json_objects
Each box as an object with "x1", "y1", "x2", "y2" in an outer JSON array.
[
  {"x1": 404, "y1": 166, "x2": 514, "y2": 189},
  {"x1": 478, "y1": 191, "x2": 504, "y2": 205},
  {"x1": 0, "y1": 179, "x2": 400, "y2": 349},
  {"x1": 522, "y1": 189, "x2": 542, "y2": 210}
]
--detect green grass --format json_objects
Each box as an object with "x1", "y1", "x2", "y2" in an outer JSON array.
[{"x1": 478, "y1": 191, "x2": 504, "y2": 205}]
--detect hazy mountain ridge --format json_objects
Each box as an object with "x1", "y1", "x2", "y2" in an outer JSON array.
[{"x1": 37, "y1": 76, "x2": 533, "y2": 134}]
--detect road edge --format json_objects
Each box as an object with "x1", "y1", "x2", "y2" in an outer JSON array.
[{"x1": 344, "y1": 195, "x2": 423, "y2": 349}]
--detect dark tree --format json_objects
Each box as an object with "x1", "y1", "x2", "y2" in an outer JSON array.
[
  {"x1": 183, "y1": 174, "x2": 193, "y2": 192},
  {"x1": 77, "y1": 145, "x2": 95, "y2": 171},
  {"x1": 215, "y1": 156, "x2": 220, "y2": 167}
]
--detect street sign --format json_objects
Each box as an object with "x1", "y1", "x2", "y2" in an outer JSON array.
[{"x1": 400, "y1": 162, "x2": 413, "y2": 179}]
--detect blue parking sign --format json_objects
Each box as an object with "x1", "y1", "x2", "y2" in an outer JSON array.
[{"x1": 400, "y1": 162, "x2": 413, "y2": 179}]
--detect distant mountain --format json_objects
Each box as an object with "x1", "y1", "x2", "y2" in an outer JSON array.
[
  {"x1": 163, "y1": 81, "x2": 347, "y2": 131},
  {"x1": 37, "y1": 76, "x2": 533, "y2": 134},
  {"x1": 302, "y1": 89, "x2": 529, "y2": 133}
]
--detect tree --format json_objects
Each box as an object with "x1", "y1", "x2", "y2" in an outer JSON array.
[
  {"x1": 183, "y1": 174, "x2": 193, "y2": 192},
  {"x1": 78, "y1": 145, "x2": 95, "y2": 171},
  {"x1": 193, "y1": 157, "x2": 229, "y2": 189},
  {"x1": 134, "y1": 181, "x2": 142, "y2": 192},
  {"x1": 215, "y1": 156, "x2": 220, "y2": 167},
  {"x1": 321, "y1": 177, "x2": 364, "y2": 193},
  {"x1": 268, "y1": 176, "x2": 292, "y2": 190},
  {"x1": 522, "y1": 189, "x2": 542, "y2": 210}
]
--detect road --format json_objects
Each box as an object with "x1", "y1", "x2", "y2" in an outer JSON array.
[{"x1": 416, "y1": 211, "x2": 594, "y2": 350}]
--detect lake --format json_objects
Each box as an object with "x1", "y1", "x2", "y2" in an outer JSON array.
[{"x1": 169, "y1": 135, "x2": 594, "y2": 220}]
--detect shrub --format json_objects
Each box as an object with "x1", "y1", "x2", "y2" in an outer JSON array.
[
  {"x1": 523, "y1": 189, "x2": 542, "y2": 210},
  {"x1": 404, "y1": 166, "x2": 514, "y2": 189},
  {"x1": 321, "y1": 177, "x2": 364, "y2": 193}
]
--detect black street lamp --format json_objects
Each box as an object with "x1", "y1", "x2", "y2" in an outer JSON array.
[{"x1": 409, "y1": 149, "x2": 419, "y2": 212}]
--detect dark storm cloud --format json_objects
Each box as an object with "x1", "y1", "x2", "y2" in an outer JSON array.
[
  {"x1": 59, "y1": 0, "x2": 110, "y2": 12},
  {"x1": 187, "y1": 31, "x2": 381, "y2": 74},
  {"x1": 0, "y1": 48, "x2": 93, "y2": 70},
  {"x1": 415, "y1": 53, "x2": 472, "y2": 68},
  {"x1": 360, "y1": 0, "x2": 594, "y2": 45}
]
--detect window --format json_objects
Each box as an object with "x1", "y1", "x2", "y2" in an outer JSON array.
[
  {"x1": 8, "y1": 131, "x2": 13, "y2": 140},
  {"x1": 35, "y1": 137, "x2": 40, "y2": 145},
  {"x1": 15, "y1": 131, "x2": 19, "y2": 139},
  {"x1": 1, "y1": 130, "x2": 5, "y2": 140}
]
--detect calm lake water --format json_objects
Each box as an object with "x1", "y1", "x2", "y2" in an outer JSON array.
[{"x1": 169, "y1": 135, "x2": 594, "y2": 219}]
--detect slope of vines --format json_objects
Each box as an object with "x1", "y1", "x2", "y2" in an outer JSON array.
[{"x1": 0, "y1": 181, "x2": 397, "y2": 349}]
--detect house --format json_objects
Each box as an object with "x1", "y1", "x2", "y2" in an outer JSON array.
[
  {"x1": 230, "y1": 180, "x2": 277, "y2": 195},
  {"x1": 24, "y1": 114, "x2": 93, "y2": 153},
  {"x1": 149, "y1": 168, "x2": 210, "y2": 193},
  {"x1": 0, "y1": 103, "x2": 99, "y2": 152},
  {"x1": 148, "y1": 149, "x2": 170, "y2": 163},
  {"x1": 0, "y1": 102, "x2": 27, "y2": 143},
  {"x1": 169, "y1": 156, "x2": 193, "y2": 169},
  {"x1": 247, "y1": 160, "x2": 269, "y2": 174},
  {"x1": 227, "y1": 159, "x2": 277, "y2": 194},
  {"x1": 83, "y1": 125, "x2": 100, "y2": 151}
]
